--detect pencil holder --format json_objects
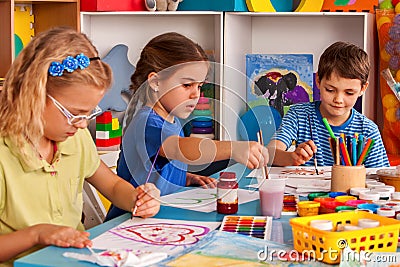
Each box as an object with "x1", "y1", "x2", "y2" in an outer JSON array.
[{"x1": 331, "y1": 165, "x2": 366, "y2": 193}]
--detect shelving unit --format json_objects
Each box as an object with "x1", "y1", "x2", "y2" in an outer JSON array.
[
  {"x1": 81, "y1": 11, "x2": 377, "y2": 141},
  {"x1": 0, "y1": 0, "x2": 80, "y2": 77},
  {"x1": 81, "y1": 11, "x2": 224, "y2": 137},
  {"x1": 222, "y1": 12, "x2": 377, "y2": 140}
]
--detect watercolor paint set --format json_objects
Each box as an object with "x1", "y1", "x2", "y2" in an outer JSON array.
[{"x1": 219, "y1": 215, "x2": 272, "y2": 240}]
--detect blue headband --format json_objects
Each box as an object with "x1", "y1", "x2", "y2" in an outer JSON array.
[{"x1": 48, "y1": 53, "x2": 100, "y2": 77}]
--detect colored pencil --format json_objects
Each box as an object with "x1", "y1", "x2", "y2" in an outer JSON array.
[
  {"x1": 322, "y1": 118, "x2": 335, "y2": 139},
  {"x1": 335, "y1": 137, "x2": 340, "y2": 165},
  {"x1": 351, "y1": 137, "x2": 357, "y2": 166},
  {"x1": 339, "y1": 137, "x2": 352, "y2": 166},
  {"x1": 357, "y1": 134, "x2": 365, "y2": 159},
  {"x1": 308, "y1": 115, "x2": 318, "y2": 175},
  {"x1": 356, "y1": 138, "x2": 374, "y2": 166},
  {"x1": 257, "y1": 130, "x2": 269, "y2": 179}
]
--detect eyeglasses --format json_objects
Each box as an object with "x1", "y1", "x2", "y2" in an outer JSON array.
[{"x1": 47, "y1": 94, "x2": 102, "y2": 125}]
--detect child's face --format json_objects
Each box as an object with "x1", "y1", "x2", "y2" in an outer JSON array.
[
  {"x1": 316, "y1": 71, "x2": 367, "y2": 125},
  {"x1": 154, "y1": 62, "x2": 208, "y2": 121},
  {"x1": 44, "y1": 85, "x2": 106, "y2": 142}
]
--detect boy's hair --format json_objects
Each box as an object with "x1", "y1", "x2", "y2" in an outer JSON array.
[
  {"x1": 317, "y1": 41, "x2": 370, "y2": 86},
  {"x1": 124, "y1": 32, "x2": 209, "y2": 128},
  {"x1": 0, "y1": 26, "x2": 112, "y2": 151}
]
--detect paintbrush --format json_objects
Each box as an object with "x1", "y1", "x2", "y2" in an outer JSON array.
[
  {"x1": 256, "y1": 130, "x2": 269, "y2": 179},
  {"x1": 132, "y1": 148, "x2": 160, "y2": 219},
  {"x1": 308, "y1": 115, "x2": 319, "y2": 175}
]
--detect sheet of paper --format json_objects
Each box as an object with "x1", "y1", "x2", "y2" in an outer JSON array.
[
  {"x1": 160, "y1": 188, "x2": 259, "y2": 213},
  {"x1": 247, "y1": 166, "x2": 332, "y2": 179},
  {"x1": 92, "y1": 217, "x2": 220, "y2": 257}
]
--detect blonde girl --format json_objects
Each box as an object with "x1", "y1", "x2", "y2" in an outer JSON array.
[{"x1": 0, "y1": 27, "x2": 160, "y2": 265}]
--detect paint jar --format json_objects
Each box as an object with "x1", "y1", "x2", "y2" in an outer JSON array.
[
  {"x1": 345, "y1": 199, "x2": 368, "y2": 207},
  {"x1": 377, "y1": 207, "x2": 396, "y2": 218},
  {"x1": 217, "y1": 172, "x2": 238, "y2": 214},
  {"x1": 335, "y1": 195, "x2": 357, "y2": 203},
  {"x1": 359, "y1": 191, "x2": 380, "y2": 202},
  {"x1": 308, "y1": 192, "x2": 329, "y2": 201},
  {"x1": 350, "y1": 187, "x2": 370, "y2": 197},
  {"x1": 358, "y1": 218, "x2": 380, "y2": 228},
  {"x1": 357, "y1": 203, "x2": 380, "y2": 213},
  {"x1": 319, "y1": 200, "x2": 343, "y2": 214},
  {"x1": 383, "y1": 203, "x2": 400, "y2": 216},
  {"x1": 328, "y1": 192, "x2": 347, "y2": 198},
  {"x1": 336, "y1": 206, "x2": 356, "y2": 212},
  {"x1": 370, "y1": 188, "x2": 391, "y2": 200},
  {"x1": 297, "y1": 201, "x2": 320, "y2": 217},
  {"x1": 309, "y1": 219, "x2": 333, "y2": 231},
  {"x1": 331, "y1": 165, "x2": 366, "y2": 193}
]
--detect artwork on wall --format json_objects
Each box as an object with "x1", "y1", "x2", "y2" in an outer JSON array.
[{"x1": 246, "y1": 54, "x2": 313, "y2": 117}]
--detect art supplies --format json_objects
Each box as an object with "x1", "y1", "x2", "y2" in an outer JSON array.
[
  {"x1": 322, "y1": 118, "x2": 335, "y2": 139},
  {"x1": 331, "y1": 165, "x2": 366, "y2": 193},
  {"x1": 308, "y1": 115, "x2": 319, "y2": 175},
  {"x1": 132, "y1": 148, "x2": 160, "y2": 218},
  {"x1": 219, "y1": 215, "x2": 272, "y2": 240},
  {"x1": 256, "y1": 130, "x2": 269, "y2": 179}
]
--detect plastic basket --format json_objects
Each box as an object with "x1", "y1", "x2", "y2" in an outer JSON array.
[{"x1": 289, "y1": 211, "x2": 400, "y2": 264}]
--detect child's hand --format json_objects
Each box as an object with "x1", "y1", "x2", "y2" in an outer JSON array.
[
  {"x1": 133, "y1": 183, "x2": 160, "y2": 218},
  {"x1": 232, "y1": 141, "x2": 269, "y2": 169},
  {"x1": 186, "y1": 173, "x2": 217, "y2": 188},
  {"x1": 32, "y1": 224, "x2": 92, "y2": 248},
  {"x1": 291, "y1": 140, "x2": 317, "y2": 165}
]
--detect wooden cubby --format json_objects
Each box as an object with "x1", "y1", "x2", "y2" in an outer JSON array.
[{"x1": 0, "y1": 0, "x2": 80, "y2": 78}]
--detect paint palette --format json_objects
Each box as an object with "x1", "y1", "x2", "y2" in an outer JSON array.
[{"x1": 219, "y1": 216, "x2": 272, "y2": 240}]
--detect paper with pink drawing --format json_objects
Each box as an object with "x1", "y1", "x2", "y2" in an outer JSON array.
[{"x1": 91, "y1": 218, "x2": 220, "y2": 256}]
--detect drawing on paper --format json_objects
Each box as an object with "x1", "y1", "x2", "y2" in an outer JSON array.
[
  {"x1": 91, "y1": 218, "x2": 221, "y2": 254},
  {"x1": 109, "y1": 223, "x2": 210, "y2": 246},
  {"x1": 281, "y1": 168, "x2": 325, "y2": 176},
  {"x1": 163, "y1": 191, "x2": 217, "y2": 205},
  {"x1": 246, "y1": 54, "x2": 313, "y2": 117}
]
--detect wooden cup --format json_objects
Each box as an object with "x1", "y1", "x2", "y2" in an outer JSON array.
[{"x1": 330, "y1": 165, "x2": 366, "y2": 193}]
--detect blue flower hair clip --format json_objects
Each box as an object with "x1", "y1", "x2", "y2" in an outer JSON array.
[{"x1": 48, "y1": 53, "x2": 100, "y2": 77}]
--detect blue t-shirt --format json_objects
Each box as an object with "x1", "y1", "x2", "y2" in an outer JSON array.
[
  {"x1": 106, "y1": 106, "x2": 187, "y2": 221},
  {"x1": 271, "y1": 101, "x2": 390, "y2": 168}
]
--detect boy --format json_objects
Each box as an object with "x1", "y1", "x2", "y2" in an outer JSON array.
[{"x1": 267, "y1": 41, "x2": 390, "y2": 168}]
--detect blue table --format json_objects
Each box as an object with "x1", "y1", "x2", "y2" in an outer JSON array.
[{"x1": 14, "y1": 164, "x2": 293, "y2": 267}]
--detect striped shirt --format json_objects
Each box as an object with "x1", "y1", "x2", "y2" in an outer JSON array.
[{"x1": 271, "y1": 101, "x2": 390, "y2": 168}]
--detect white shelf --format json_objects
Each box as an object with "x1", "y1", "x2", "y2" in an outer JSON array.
[
  {"x1": 81, "y1": 11, "x2": 377, "y2": 141},
  {"x1": 222, "y1": 12, "x2": 376, "y2": 141}
]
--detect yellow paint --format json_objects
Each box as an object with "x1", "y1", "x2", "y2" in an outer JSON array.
[
  {"x1": 294, "y1": 0, "x2": 323, "y2": 12},
  {"x1": 246, "y1": 0, "x2": 276, "y2": 12},
  {"x1": 14, "y1": 4, "x2": 34, "y2": 46},
  {"x1": 112, "y1": 118, "x2": 119, "y2": 130}
]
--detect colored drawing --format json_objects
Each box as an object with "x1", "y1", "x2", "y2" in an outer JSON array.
[
  {"x1": 160, "y1": 188, "x2": 259, "y2": 213},
  {"x1": 92, "y1": 218, "x2": 220, "y2": 256},
  {"x1": 246, "y1": 54, "x2": 313, "y2": 117},
  {"x1": 110, "y1": 223, "x2": 209, "y2": 246}
]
